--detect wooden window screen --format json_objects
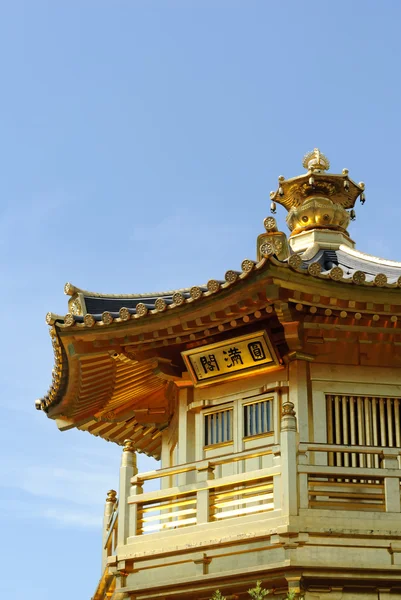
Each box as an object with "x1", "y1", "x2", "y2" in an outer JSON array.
[
  {"x1": 204, "y1": 408, "x2": 233, "y2": 446},
  {"x1": 244, "y1": 399, "x2": 273, "y2": 437},
  {"x1": 326, "y1": 395, "x2": 401, "y2": 467}
]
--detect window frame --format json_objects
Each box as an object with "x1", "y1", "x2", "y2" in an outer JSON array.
[
  {"x1": 201, "y1": 392, "x2": 278, "y2": 454},
  {"x1": 242, "y1": 396, "x2": 274, "y2": 441},
  {"x1": 203, "y1": 404, "x2": 234, "y2": 448}
]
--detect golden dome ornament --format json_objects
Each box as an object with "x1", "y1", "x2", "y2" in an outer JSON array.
[{"x1": 270, "y1": 149, "x2": 365, "y2": 237}]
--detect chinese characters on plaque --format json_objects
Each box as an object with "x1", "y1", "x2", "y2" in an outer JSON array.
[{"x1": 182, "y1": 331, "x2": 277, "y2": 385}]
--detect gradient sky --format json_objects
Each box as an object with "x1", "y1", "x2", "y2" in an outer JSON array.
[{"x1": 1, "y1": 1, "x2": 401, "y2": 598}]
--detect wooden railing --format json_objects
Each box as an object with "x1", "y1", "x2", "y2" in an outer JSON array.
[
  {"x1": 138, "y1": 491, "x2": 197, "y2": 534},
  {"x1": 210, "y1": 476, "x2": 274, "y2": 521},
  {"x1": 130, "y1": 467, "x2": 278, "y2": 536},
  {"x1": 109, "y1": 403, "x2": 297, "y2": 548},
  {"x1": 103, "y1": 410, "x2": 401, "y2": 570},
  {"x1": 133, "y1": 445, "x2": 275, "y2": 491},
  {"x1": 308, "y1": 474, "x2": 385, "y2": 511},
  {"x1": 298, "y1": 442, "x2": 401, "y2": 513}
]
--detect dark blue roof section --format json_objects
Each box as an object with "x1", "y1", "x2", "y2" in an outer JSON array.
[
  {"x1": 84, "y1": 295, "x2": 175, "y2": 314},
  {"x1": 80, "y1": 286, "x2": 214, "y2": 321}
]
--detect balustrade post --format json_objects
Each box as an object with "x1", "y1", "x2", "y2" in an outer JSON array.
[
  {"x1": 297, "y1": 448, "x2": 309, "y2": 509},
  {"x1": 381, "y1": 453, "x2": 401, "y2": 513},
  {"x1": 102, "y1": 489, "x2": 117, "y2": 571},
  {"x1": 196, "y1": 463, "x2": 214, "y2": 524},
  {"x1": 280, "y1": 401, "x2": 298, "y2": 516},
  {"x1": 117, "y1": 440, "x2": 138, "y2": 549}
]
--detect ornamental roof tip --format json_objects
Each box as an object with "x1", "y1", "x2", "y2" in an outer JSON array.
[
  {"x1": 270, "y1": 148, "x2": 365, "y2": 236},
  {"x1": 303, "y1": 148, "x2": 330, "y2": 172}
]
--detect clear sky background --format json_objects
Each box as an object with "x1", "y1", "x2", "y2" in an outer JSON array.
[{"x1": 1, "y1": 1, "x2": 400, "y2": 598}]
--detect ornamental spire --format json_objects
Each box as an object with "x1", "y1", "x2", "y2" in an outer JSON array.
[
  {"x1": 302, "y1": 148, "x2": 330, "y2": 172},
  {"x1": 269, "y1": 149, "x2": 365, "y2": 237}
]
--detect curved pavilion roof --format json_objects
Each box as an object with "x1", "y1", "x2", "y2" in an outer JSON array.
[
  {"x1": 38, "y1": 242, "x2": 401, "y2": 459},
  {"x1": 47, "y1": 244, "x2": 401, "y2": 331},
  {"x1": 37, "y1": 150, "x2": 401, "y2": 459}
]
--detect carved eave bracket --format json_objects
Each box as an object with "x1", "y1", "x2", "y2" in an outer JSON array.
[{"x1": 273, "y1": 300, "x2": 309, "y2": 361}]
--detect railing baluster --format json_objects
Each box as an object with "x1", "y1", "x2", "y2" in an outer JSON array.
[
  {"x1": 387, "y1": 398, "x2": 394, "y2": 448},
  {"x1": 349, "y1": 396, "x2": 357, "y2": 469},
  {"x1": 364, "y1": 397, "x2": 372, "y2": 469},
  {"x1": 334, "y1": 395, "x2": 342, "y2": 468},
  {"x1": 395, "y1": 399, "x2": 401, "y2": 448},
  {"x1": 380, "y1": 398, "x2": 387, "y2": 446},
  {"x1": 357, "y1": 396, "x2": 366, "y2": 469},
  {"x1": 342, "y1": 396, "x2": 349, "y2": 468},
  {"x1": 372, "y1": 398, "x2": 380, "y2": 468}
]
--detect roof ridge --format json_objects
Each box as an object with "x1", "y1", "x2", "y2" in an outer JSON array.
[
  {"x1": 64, "y1": 282, "x2": 207, "y2": 299},
  {"x1": 339, "y1": 245, "x2": 401, "y2": 269}
]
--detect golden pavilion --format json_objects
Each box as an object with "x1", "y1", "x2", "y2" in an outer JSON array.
[{"x1": 37, "y1": 150, "x2": 401, "y2": 600}]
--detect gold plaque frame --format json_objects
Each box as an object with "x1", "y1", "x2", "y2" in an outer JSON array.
[{"x1": 182, "y1": 330, "x2": 280, "y2": 387}]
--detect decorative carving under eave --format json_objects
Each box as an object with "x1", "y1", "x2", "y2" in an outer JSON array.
[
  {"x1": 151, "y1": 357, "x2": 182, "y2": 381},
  {"x1": 284, "y1": 350, "x2": 315, "y2": 363},
  {"x1": 274, "y1": 301, "x2": 305, "y2": 355}
]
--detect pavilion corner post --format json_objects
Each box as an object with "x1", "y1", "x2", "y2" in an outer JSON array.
[
  {"x1": 280, "y1": 401, "x2": 298, "y2": 516},
  {"x1": 102, "y1": 489, "x2": 117, "y2": 572},
  {"x1": 117, "y1": 440, "x2": 138, "y2": 549}
]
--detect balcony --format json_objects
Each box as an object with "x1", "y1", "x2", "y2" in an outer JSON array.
[{"x1": 94, "y1": 404, "x2": 401, "y2": 600}]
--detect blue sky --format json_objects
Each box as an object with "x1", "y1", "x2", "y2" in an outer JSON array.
[{"x1": 1, "y1": 1, "x2": 400, "y2": 598}]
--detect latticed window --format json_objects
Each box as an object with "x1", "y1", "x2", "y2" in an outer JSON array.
[
  {"x1": 204, "y1": 408, "x2": 233, "y2": 446},
  {"x1": 326, "y1": 395, "x2": 401, "y2": 467},
  {"x1": 244, "y1": 399, "x2": 273, "y2": 437}
]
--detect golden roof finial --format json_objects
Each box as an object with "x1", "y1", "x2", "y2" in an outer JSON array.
[
  {"x1": 302, "y1": 148, "x2": 330, "y2": 172},
  {"x1": 270, "y1": 149, "x2": 365, "y2": 237}
]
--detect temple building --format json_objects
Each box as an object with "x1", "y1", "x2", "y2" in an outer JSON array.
[{"x1": 37, "y1": 150, "x2": 401, "y2": 600}]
